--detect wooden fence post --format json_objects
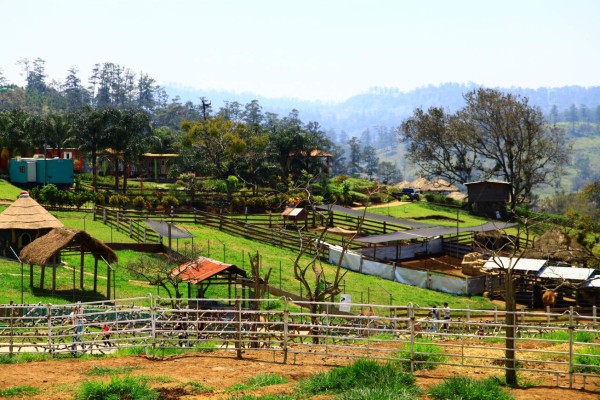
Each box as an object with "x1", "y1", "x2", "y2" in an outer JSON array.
[
  {"x1": 408, "y1": 303, "x2": 415, "y2": 373},
  {"x1": 568, "y1": 306, "x2": 574, "y2": 389},
  {"x1": 283, "y1": 299, "x2": 289, "y2": 364},
  {"x1": 235, "y1": 298, "x2": 242, "y2": 359}
]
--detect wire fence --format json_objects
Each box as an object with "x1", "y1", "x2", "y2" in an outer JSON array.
[{"x1": 0, "y1": 297, "x2": 598, "y2": 389}]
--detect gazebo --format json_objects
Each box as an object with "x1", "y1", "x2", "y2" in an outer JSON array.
[
  {"x1": 19, "y1": 228, "x2": 118, "y2": 299},
  {"x1": 0, "y1": 191, "x2": 64, "y2": 258},
  {"x1": 170, "y1": 256, "x2": 249, "y2": 304}
]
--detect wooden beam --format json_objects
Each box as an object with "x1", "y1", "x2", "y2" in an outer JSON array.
[
  {"x1": 93, "y1": 258, "x2": 98, "y2": 293},
  {"x1": 79, "y1": 240, "x2": 84, "y2": 289},
  {"x1": 40, "y1": 265, "x2": 45, "y2": 289}
]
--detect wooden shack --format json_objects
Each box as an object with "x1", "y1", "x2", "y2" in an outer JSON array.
[{"x1": 465, "y1": 180, "x2": 511, "y2": 218}]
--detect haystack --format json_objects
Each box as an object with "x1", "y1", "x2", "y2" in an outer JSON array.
[
  {"x1": 461, "y1": 252, "x2": 487, "y2": 276},
  {"x1": 522, "y1": 227, "x2": 595, "y2": 267}
]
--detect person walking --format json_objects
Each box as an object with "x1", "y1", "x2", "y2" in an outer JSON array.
[
  {"x1": 430, "y1": 305, "x2": 440, "y2": 333},
  {"x1": 442, "y1": 302, "x2": 451, "y2": 332}
]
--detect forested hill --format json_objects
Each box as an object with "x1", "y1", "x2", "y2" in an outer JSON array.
[{"x1": 164, "y1": 83, "x2": 600, "y2": 137}]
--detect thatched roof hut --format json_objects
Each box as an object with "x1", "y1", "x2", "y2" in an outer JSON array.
[
  {"x1": 20, "y1": 228, "x2": 117, "y2": 265},
  {"x1": 0, "y1": 192, "x2": 64, "y2": 230},
  {"x1": 19, "y1": 228, "x2": 118, "y2": 299},
  {"x1": 0, "y1": 191, "x2": 64, "y2": 258}
]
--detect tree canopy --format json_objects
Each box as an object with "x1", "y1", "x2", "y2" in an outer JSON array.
[{"x1": 400, "y1": 88, "x2": 571, "y2": 209}]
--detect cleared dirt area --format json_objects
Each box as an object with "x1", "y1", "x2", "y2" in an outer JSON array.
[{"x1": 0, "y1": 345, "x2": 597, "y2": 400}]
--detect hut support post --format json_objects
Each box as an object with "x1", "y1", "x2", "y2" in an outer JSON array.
[
  {"x1": 52, "y1": 266, "x2": 56, "y2": 294},
  {"x1": 80, "y1": 246, "x2": 85, "y2": 290},
  {"x1": 29, "y1": 264, "x2": 33, "y2": 287},
  {"x1": 93, "y1": 258, "x2": 98, "y2": 293},
  {"x1": 40, "y1": 265, "x2": 45, "y2": 289},
  {"x1": 106, "y1": 266, "x2": 111, "y2": 300}
]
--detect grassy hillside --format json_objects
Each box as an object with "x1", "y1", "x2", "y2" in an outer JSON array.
[{"x1": 0, "y1": 208, "x2": 496, "y2": 310}]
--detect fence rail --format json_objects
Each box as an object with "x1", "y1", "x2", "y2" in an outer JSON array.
[{"x1": 1, "y1": 297, "x2": 598, "y2": 389}]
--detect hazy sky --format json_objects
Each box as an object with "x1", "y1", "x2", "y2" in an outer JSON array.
[{"x1": 1, "y1": 0, "x2": 599, "y2": 101}]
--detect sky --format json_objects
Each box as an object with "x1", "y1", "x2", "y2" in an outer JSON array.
[{"x1": 1, "y1": 0, "x2": 599, "y2": 102}]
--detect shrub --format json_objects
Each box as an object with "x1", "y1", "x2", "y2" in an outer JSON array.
[
  {"x1": 395, "y1": 340, "x2": 447, "y2": 370},
  {"x1": 108, "y1": 194, "x2": 130, "y2": 208},
  {"x1": 231, "y1": 196, "x2": 246, "y2": 212},
  {"x1": 429, "y1": 376, "x2": 514, "y2": 400},
  {"x1": 297, "y1": 359, "x2": 416, "y2": 396},
  {"x1": 161, "y1": 195, "x2": 180, "y2": 209},
  {"x1": 0, "y1": 385, "x2": 42, "y2": 397},
  {"x1": 73, "y1": 191, "x2": 93, "y2": 209},
  {"x1": 39, "y1": 184, "x2": 60, "y2": 206},
  {"x1": 574, "y1": 345, "x2": 600, "y2": 373},
  {"x1": 131, "y1": 196, "x2": 146, "y2": 209},
  {"x1": 245, "y1": 197, "x2": 267, "y2": 213},
  {"x1": 75, "y1": 376, "x2": 158, "y2": 400}
]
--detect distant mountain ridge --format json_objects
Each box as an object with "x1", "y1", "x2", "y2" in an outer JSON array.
[{"x1": 163, "y1": 83, "x2": 600, "y2": 136}]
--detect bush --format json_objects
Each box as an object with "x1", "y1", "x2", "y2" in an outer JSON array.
[
  {"x1": 108, "y1": 194, "x2": 130, "y2": 208},
  {"x1": 429, "y1": 376, "x2": 514, "y2": 400},
  {"x1": 39, "y1": 184, "x2": 60, "y2": 206},
  {"x1": 297, "y1": 359, "x2": 416, "y2": 396},
  {"x1": 574, "y1": 345, "x2": 600, "y2": 373},
  {"x1": 231, "y1": 196, "x2": 246, "y2": 212},
  {"x1": 161, "y1": 195, "x2": 180, "y2": 209},
  {"x1": 395, "y1": 340, "x2": 447, "y2": 370},
  {"x1": 245, "y1": 197, "x2": 267, "y2": 213},
  {"x1": 75, "y1": 376, "x2": 158, "y2": 400},
  {"x1": 132, "y1": 196, "x2": 146, "y2": 209}
]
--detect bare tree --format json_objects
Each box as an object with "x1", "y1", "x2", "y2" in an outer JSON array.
[{"x1": 126, "y1": 252, "x2": 188, "y2": 308}]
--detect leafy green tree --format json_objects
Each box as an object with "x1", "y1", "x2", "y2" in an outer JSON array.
[
  {"x1": 401, "y1": 89, "x2": 570, "y2": 211},
  {"x1": 347, "y1": 136, "x2": 362, "y2": 176},
  {"x1": 181, "y1": 116, "x2": 247, "y2": 178},
  {"x1": 461, "y1": 89, "x2": 569, "y2": 210},
  {"x1": 62, "y1": 67, "x2": 90, "y2": 110},
  {"x1": 401, "y1": 106, "x2": 478, "y2": 184},
  {"x1": 362, "y1": 145, "x2": 379, "y2": 179},
  {"x1": 378, "y1": 161, "x2": 402, "y2": 184},
  {"x1": 0, "y1": 109, "x2": 29, "y2": 156}
]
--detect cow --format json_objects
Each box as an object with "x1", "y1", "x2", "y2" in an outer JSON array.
[{"x1": 541, "y1": 290, "x2": 557, "y2": 309}]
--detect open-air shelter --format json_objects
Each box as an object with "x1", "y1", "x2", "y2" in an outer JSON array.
[
  {"x1": 19, "y1": 228, "x2": 118, "y2": 299},
  {"x1": 170, "y1": 256, "x2": 251, "y2": 305}
]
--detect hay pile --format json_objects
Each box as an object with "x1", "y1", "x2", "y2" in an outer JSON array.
[
  {"x1": 523, "y1": 227, "x2": 595, "y2": 267},
  {"x1": 461, "y1": 252, "x2": 487, "y2": 276}
]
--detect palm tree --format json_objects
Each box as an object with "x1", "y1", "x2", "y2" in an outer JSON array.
[
  {"x1": 70, "y1": 106, "x2": 114, "y2": 191},
  {"x1": 107, "y1": 108, "x2": 152, "y2": 192}
]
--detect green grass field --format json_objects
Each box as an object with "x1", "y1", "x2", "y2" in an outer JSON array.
[{"x1": 0, "y1": 178, "x2": 497, "y2": 309}]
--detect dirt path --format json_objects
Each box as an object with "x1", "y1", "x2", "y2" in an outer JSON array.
[{"x1": 0, "y1": 349, "x2": 597, "y2": 400}]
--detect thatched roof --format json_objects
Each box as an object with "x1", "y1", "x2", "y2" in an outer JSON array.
[
  {"x1": 395, "y1": 178, "x2": 460, "y2": 192},
  {"x1": 19, "y1": 228, "x2": 117, "y2": 266},
  {"x1": 522, "y1": 227, "x2": 594, "y2": 266},
  {"x1": 0, "y1": 193, "x2": 64, "y2": 230}
]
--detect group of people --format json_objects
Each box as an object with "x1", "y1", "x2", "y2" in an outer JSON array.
[
  {"x1": 429, "y1": 302, "x2": 451, "y2": 333},
  {"x1": 67, "y1": 306, "x2": 115, "y2": 354}
]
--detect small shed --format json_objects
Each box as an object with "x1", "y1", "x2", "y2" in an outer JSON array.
[
  {"x1": 465, "y1": 180, "x2": 511, "y2": 218},
  {"x1": 281, "y1": 207, "x2": 308, "y2": 229},
  {"x1": 0, "y1": 191, "x2": 64, "y2": 258},
  {"x1": 19, "y1": 228, "x2": 118, "y2": 299},
  {"x1": 170, "y1": 256, "x2": 249, "y2": 303}
]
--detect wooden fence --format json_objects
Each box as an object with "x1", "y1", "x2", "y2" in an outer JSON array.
[{"x1": 0, "y1": 297, "x2": 598, "y2": 389}]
